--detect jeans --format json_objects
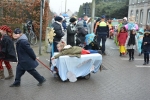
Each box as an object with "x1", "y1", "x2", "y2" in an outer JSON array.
[
  {"x1": 97, "y1": 34, "x2": 107, "y2": 53},
  {"x1": 89, "y1": 50, "x2": 99, "y2": 53}
]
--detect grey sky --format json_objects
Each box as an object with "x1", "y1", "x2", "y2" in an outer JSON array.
[{"x1": 50, "y1": 0, "x2": 92, "y2": 14}]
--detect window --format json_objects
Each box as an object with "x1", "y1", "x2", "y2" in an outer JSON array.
[
  {"x1": 147, "y1": 9, "x2": 150, "y2": 25},
  {"x1": 139, "y1": 10, "x2": 143, "y2": 24},
  {"x1": 136, "y1": 10, "x2": 139, "y2": 23},
  {"x1": 130, "y1": 10, "x2": 133, "y2": 16}
]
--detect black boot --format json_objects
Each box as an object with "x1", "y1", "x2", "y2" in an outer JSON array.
[
  {"x1": 129, "y1": 58, "x2": 131, "y2": 62},
  {"x1": 37, "y1": 77, "x2": 46, "y2": 86},
  {"x1": 10, "y1": 82, "x2": 20, "y2": 87},
  {"x1": 120, "y1": 53, "x2": 122, "y2": 56},
  {"x1": 132, "y1": 57, "x2": 134, "y2": 61},
  {"x1": 147, "y1": 60, "x2": 149, "y2": 64}
]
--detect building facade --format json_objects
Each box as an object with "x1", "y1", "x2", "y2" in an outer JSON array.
[{"x1": 128, "y1": 0, "x2": 150, "y2": 28}]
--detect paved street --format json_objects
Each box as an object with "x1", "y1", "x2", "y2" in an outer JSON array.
[{"x1": 1, "y1": 38, "x2": 150, "y2": 100}]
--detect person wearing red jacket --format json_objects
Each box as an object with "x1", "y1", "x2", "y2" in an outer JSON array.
[
  {"x1": 0, "y1": 25, "x2": 17, "y2": 80},
  {"x1": 117, "y1": 27, "x2": 128, "y2": 56}
]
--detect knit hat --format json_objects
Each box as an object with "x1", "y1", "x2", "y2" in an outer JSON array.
[
  {"x1": 54, "y1": 16, "x2": 63, "y2": 22},
  {"x1": 144, "y1": 31, "x2": 150, "y2": 34},
  {"x1": 0, "y1": 25, "x2": 12, "y2": 33},
  {"x1": 14, "y1": 28, "x2": 22, "y2": 34},
  {"x1": 70, "y1": 17, "x2": 76, "y2": 23}
]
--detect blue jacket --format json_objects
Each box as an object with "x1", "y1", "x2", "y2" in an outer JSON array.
[{"x1": 16, "y1": 34, "x2": 38, "y2": 70}]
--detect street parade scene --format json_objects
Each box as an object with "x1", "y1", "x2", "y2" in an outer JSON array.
[{"x1": 1, "y1": 0, "x2": 150, "y2": 100}]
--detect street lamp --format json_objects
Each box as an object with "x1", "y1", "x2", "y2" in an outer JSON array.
[{"x1": 65, "y1": 0, "x2": 67, "y2": 13}]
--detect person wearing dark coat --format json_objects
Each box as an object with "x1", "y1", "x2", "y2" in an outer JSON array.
[
  {"x1": 10, "y1": 28, "x2": 46, "y2": 87},
  {"x1": 141, "y1": 31, "x2": 150, "y2": 65},
  {"x1": 0, "y1": 25, "x2": 17, "y2": 80},
  {"x1": 67, "y1": 17, "x2": 77, "y2": 46},
  {"x1": 52, "y1": 16, "x2": 65, "y2": 52}
]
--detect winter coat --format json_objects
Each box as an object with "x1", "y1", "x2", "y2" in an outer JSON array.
[
  {"x1": 87, "y1": 22, "x2": 92, "y2": 34},
  {"x1": 137, "y1": 28, "x2": 144, "y2": 43},
  {"x1": 16, "y1": 34, "x2": 38, "y2": 70},
  {"x1": 76, "y1": 22, "x2": 87, "y2": 44},
  {"x1": 52, "y1": 22, "x2": 65, "y2": 42},
  {"x1": 141, "y1": 36, "x2": 150, "y2": 53},
  {"x1": 54, "y1": 45, "x2": 82, "y2": 59},
  {"x1": 117, "y1": 32, "x2": 128, "y2": 46},
  {"x1": 125, "y1": 35, "x2": 138, "y2": 50},
  {"x1": 62, "y1": 20, "x2": 67, "y2": 30},
  {"x1": 0, "y1": 34, "x2": 17, "y2": 62},
  {"x1": 67, "y1": 23, "x2": 76, "y2": 46}
]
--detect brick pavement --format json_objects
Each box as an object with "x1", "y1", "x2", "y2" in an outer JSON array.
[{"x1": 1, "y1": 38, "x2": 150, "y2": 100}]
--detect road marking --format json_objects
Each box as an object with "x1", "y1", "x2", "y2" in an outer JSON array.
[
  {"x1": 136, "y1": 65, "x2": 150, "y2": 67},
  {"x1": 121, "y1": 58, "x2": 143, "y2": 60},
  {"x1": 110, "y1": 47, "x2": 119, "y2": 49}
]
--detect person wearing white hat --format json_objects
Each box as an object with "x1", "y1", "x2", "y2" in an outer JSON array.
[{"x1": 122, "y1": 17, "x2": 128, "y2": 26}]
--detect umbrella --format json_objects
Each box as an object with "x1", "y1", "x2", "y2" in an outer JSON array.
[{"x1": 62, "y1": 13, "x2": 69, "y2": 17}]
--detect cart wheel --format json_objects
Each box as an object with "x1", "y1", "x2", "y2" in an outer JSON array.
[{"x1": 85, "y1": 73, "x2": 90, "y2": 80}]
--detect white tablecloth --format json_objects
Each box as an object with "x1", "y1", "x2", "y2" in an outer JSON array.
[{"x1": 51, "y1": 53, "x2": 102, "y2": 81}]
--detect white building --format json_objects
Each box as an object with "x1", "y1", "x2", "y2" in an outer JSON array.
[{"x1": 128, "y1": 0, "x2": 150, "y2": 28}]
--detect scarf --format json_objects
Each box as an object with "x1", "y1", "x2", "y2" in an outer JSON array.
[
  {"x1": 70, "y1": 23, "x2": 76, "y2": 31},
  {"x1": 55, "y1": 21, "x2": 64, "y2": 31},
  {"x1": 128, "y1": 34, "x2": 135, "y2": 46}
]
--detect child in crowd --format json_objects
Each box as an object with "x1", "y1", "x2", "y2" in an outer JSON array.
[
  {"x1": 137, "y1": 28, "x2": 144, "y2": 56},
  {"x1": 141, "y1": 31, "x2": 150, "y2": 65},
  {"x1": 125, "y1": 29, "x2": 138, "y2": 61},
  {"x1": 0, "y1": 25, "x2": 17, "y2": 80},
  {"x1": 10, "y1": 28, "x2": 46, "y2": 87},
  {"x1": 51, "y1": 41, "x2": 101, "y2": 60},
  {"x1": 117, "y1": 27, "x2": 128, "y2": 56}
]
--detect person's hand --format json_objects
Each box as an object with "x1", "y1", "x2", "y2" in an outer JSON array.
[
  {"x1": 144, "y1": 42, "x2": 147, "y2": 45},
  {"x1": 51, "y1": 57, "x2": 55, "y2": 60}
]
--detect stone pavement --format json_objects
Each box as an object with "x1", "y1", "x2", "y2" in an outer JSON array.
[{"x1": 1, "y1": 38, "x2": 150, "y2": 100}]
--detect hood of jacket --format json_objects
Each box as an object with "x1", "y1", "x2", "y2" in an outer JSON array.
[
  {"x1": 16, "y1": 34, "x2": 28, "y2": 43},
  {"x1": 138, "y1": 28, "x2": 144, "y2": 34}
]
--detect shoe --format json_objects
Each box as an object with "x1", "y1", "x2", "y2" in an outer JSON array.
[
  {"x1": 9, "y1": 83, "x2": 20, "y2": 87},
  {"x1": 147, "y1": 61, "x2": 149, "y2": 64},
  {"x1": 138, "y1": 53, "x2": 141, "y2": 56},
  {"x1": 102, "y1": 52, "x2": 106, "y2": 55},
  {"x1": 143, "y1": 62, "x2": 147, "y2": 65},
  {"x1": 37, "y1": 77, "x2": 46, "y2": 86},
  {"x1": 120, "y1": 53, "x2": 122, "y2": 56},
  {"x1": 129, "y1": 58, "x2": 131, "y2": 62},
  {"x1": 132, "y1": 57, "x2": 134, "y2": 61}
]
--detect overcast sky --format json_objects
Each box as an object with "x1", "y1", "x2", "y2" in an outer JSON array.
[{"x1": 49, "y1": 0, "x2": 92, "y2": 15}]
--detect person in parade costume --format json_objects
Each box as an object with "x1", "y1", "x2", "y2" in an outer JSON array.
[
  {"x1": 0, "y1": 25, "x2": 17, "y2": 80},
  {"x1": 125, "y1": 16, "x2": 138, "y2": 32},
  {"x1": 137, "y1": 28, "x2": 144, "y2": 56},
  {"x1": 51, "y1": 41, "x2": 101, "y2": 60},
  {"x1": 10, "y1": 28, "x2": 46, "y2": 87},
  {"x1": 141, "y1": 31, "x2": 150, "y2": 65},
  {"x1": 125, "y1": 29, "x2": 138, "y2": 61},
  {"x1": 117, "y1": 27, "x2": 128, "y2": 56}
]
